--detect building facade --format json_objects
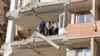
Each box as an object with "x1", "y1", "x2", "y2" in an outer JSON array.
[
  {"x1": 0, "y1": 0, "x2": 100, "y2": 56},
  {"x1": 67, "y1": 0, "x2": 100, "y2": 56}
]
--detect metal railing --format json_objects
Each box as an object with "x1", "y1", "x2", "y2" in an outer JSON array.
[{"x1": 17, "y1": 0, "x2": 70, "y2": 12}]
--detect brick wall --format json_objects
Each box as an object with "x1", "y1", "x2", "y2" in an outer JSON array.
[
  {"x1": 67, "y1": 21, "x2": 100, "y2": 39},
  {"x1": 71, "y1": 0, "x2": 85, "y2": 3}
]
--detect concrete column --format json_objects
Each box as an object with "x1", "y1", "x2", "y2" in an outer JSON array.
[
  {"x1": 75, "y1": 14, "x2": 78, "y2": 23},
  {"x1": 64, "y1": 4, "x2": 68, "y2": 27},
  {"x1": 3, "y1": 19, "x2": 15, "y2": 56},
  {"x1": 91, "y1": 37, "x2": 94, "y2": 56},
  {"x1": 17, "y1": 0, "x2": 21, "y2": 9},
  {"x1": 4, "y1": 7, "x2": 9, "y2": 25},
  {"x1": 90, "y1": 37, "x2": 97, "y2": 56},
  {"x1": 10, "y1": 0, "x2": 18, "y2": 12},
  {"x1": 92, "y1": 0, "x2": 99, "y2": 20},
  {"x1": 15, "y1": 24, "x2": 18, "y2": 36},
  {"x1": 18, "y1": 0, "x2": 21, "y2": 5},
  {"x1": 3, "y1": 0, "x2": 19, "y2": 56},
  {"x1": 71, "y1": 13, "x2": 75, "y2": 24},
  {"x1": 66, "y1": 48, "x2": 76, "y2": 56},
  {"x1": 91, "y1": 0, "x2": 97, "y2": 31},
  {"x1": 64, "y1": 0, "x2": 71, "y2": 25},
  {"x1": 5, "y1": 20, "x2": 15, "y2": 43},
  {"x1": 22, "y1": 0, "x2": 27, "y2": 8},
  {"x1": 92, "y1": 0, "x2": 95, "y2": 18}
]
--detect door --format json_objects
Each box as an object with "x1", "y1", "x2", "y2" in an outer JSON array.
[{"x1": 58, "y1": 13, "x2": 65, "y2": 35}]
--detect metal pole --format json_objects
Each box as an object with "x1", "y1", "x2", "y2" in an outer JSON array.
[{"x1": 92, "y1": 0, "x2": 97, "y2": 31}]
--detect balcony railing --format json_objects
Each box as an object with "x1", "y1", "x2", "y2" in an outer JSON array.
[
  {"x1": 67, "y1": 21, "x2": 100, "y2": 39},
  {"x1": 17, "y1": 0, "x2": 70, "y2": 12},
  {"x1": 38, "y1": 0, "x2": 70, "y2": 6}
]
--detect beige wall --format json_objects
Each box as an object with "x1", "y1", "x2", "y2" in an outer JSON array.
[
  {"x1": 0, "y1": 1, "x2": 7, "y2": 25},
  {"x1": 66, "y1": 41, "x2": 90, "y2": 56},
  {"x1": 67, "y1": 49, "x2": 76, "y2": 56},
  {"x1": 98, "y1": 7, "x2": 100, "y2": 20},
  {"x1": 15, "y1": 11, "x2": 62, "y2": 33},
  {"x1": 13, "y1": 41, "x2": 66, "y2": 56},
  {"x1": 67, "y1": 42, "x2": 90, "y2": 48}
]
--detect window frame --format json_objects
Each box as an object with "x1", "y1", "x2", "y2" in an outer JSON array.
[
  {"x1": 76, "y1": 11, "x2": 92, "y2": 23},
  {"x1": 76, "y1": 49, "x2": 90, "y2": 56}
]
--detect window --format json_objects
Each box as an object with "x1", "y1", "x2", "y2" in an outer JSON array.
[
  {"x1": 77, "y1": 49, "x2": 90, "y2": 56},
  {"x1": 77, "y1": 12, "x2": 92, "y2": 23},
  {"x1": 60, "y1": 16, "x2": 64, "y2": 28}
]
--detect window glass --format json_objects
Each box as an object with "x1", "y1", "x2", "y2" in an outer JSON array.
[
  {"x1": 60, "y1": 16, "x2": 64, "y2": 28},
  {"x1": 86, "y1": 14, "x2": 92, "y2": 22},
  {"x1": 77, "y1": 49, "x2": 90, "y2": 56},
  {"x1": 77, "y1": 50, "x2": 84, "y2": 56},
  {"x1": 77, "y1": 11, "x2": 92, "y2": 23},
  {"x1": 84, "y1": 49, "x2": 90, "y2": 56},
  {"x1": 78, "y1": 15, "x2": 85, "y2": 23}
]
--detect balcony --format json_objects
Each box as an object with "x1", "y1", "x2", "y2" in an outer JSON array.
[
  {"x1": 71, "y1": 0, "x2": 85, "y2": 3},
  {"x1": 37, "y1": 0, "x2": 70, "y2": 6},
  {"x1": 67, "y1": 21, "x2": 100, "y2": 39},
  {"x1": 19, "y1": 0, "x2": 70, "y2": 12}
]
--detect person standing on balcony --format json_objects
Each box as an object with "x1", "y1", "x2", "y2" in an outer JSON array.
[
  {"x1": 46, "y1": 21, "x2": 50, "y2": 36},
  {"x1": 55, "y1": 20, "x2": 59, "y2": 34},
  {"x1": 52, "y1": 21, "x2": 57, "y2": 35},
  {"x1": 49, "y1": 21, "x2": 53, "y2": 35},
  {"x1": 39, "y1": 20, "x2": 46, "y2": 35}
]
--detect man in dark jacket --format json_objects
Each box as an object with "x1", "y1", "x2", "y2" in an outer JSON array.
[{"x1": 39, "y1": 20, "x2": 46, "y2": 35}]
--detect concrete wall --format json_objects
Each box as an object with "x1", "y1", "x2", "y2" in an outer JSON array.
[
  {"x1": 14, "y1": 11, "x2": 62, "y2": 37},
  {"x1": 66, "y1": 42, "x2": 90, "y2": 56},
  {"x1": 97, "y1": 43, "x2": 100, "y2": 56},
  {"x1": 15, "y1": 11, "x2": 62, "y2": 31},
  {"x1": 13, "y1": 41, "x2": 66, "y2": 56},
  {"x1": 67, "y1": 49, "x2": 76, "y2": 56},
  {"x1": 98, "y1": 8, "x2": 100, "y2": 20},
  {"x1": 67, "y1": 42, "x2": 90, "y2": 48},
  {"x1": 0, "y1": 1, "x2": 7, "y2": 25}
]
